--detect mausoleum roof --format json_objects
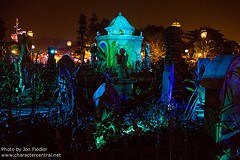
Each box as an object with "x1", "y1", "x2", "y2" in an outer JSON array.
[{"x1": 105, "y1": 12, "x2": 135, "y2": 34}]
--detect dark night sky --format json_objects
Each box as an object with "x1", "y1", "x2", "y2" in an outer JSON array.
[{"x1": 1, "y1": 0, "x2": 240, "y2": 49}]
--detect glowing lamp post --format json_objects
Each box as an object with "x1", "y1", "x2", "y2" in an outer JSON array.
[
  {"x1": 27, "y1": 30, "x2": 33, "y2": 37},
  {"x1": 11, "y1": 50, "x2": 17, "y2": 54},
  {"x1": 198, "y1": 53, "x2": 202, "y2": 58},
  {"x1": 185, "y1": 49, "x2": 189, "y2": 58},
  {"x1": 47, "y1": 46, "x2": 56, "y2": 69},
  {"x1": 31, "y1": 45, "x2": 35, "y2": 61},
  {"x1": 67, "y1": 41, "x2": 72, "y2": 47},
  {"x1": 201, "y1": 30, "x2": 207, "y2": 39},
  {"x1": 67, "y1": 41, "x2": 72, "y2": 55},
  {"x1": 201, "y1": 30, "x2": 207, "y2": 58},
  {"x1": 31, "y1": 45, "x2": 35, "y2": 50}
]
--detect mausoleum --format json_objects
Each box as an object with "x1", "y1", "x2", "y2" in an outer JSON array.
[{"x1": 96, "y1": 12, "x2": 144, "y2": 72}]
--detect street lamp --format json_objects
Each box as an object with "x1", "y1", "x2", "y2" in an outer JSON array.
[
  {"x1": 31, "y1": 45, "x2": 35, "y2": 50},
  {"x1": 31, "y1": 45, "x2": 35, "y2": 61},
  {"x1": 67, "y1": 41, "x2": 72, "y2": 55},
  {"x1": 201, "y1": 30, "x2": 207, "y2": 58},
  {"x1": 67, "y1": 41, "x2": 72, "y2": 47},
  {"x1": 185, "y1": 49, "x2": 189, "y2": 57},
  {"x1": 27, "y1": 30, "x2": 33, "y2": 37},
  {"x1": 201, "y1": 30, "x2": 207, "y2": 39},
  {"x1": 198, "y1": 53, "x2": 202, "y2": 58},
  {"x1": 11, "y1": 50, "x2": 17, "y2": 54}
]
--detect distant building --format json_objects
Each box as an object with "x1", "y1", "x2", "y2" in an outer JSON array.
[
  {"x1": 96, "y1": 12, "x2": 143, "y2": 71},
  {"x1": 172, "y1": 20, "x2": 181, "y2": 28}
]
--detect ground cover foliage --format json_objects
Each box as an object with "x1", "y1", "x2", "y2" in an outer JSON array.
[{"x1": 0, "y1": 59, "x2": 238, "y2": 160}]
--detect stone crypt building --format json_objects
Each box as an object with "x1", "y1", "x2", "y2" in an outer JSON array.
[{"x1": 96, "y1": 12, "x2": 144, "y2": 72}]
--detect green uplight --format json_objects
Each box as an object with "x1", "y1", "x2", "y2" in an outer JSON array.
[
  {"x1": 96, "y1": 135, "x2": 106, "y2": 149},
  {"x1": 123, "y1": 125, "x2": 134, "y2": 134},
  {"x1": 137, "y1": 121, "x2": 150, "y2": 132}
]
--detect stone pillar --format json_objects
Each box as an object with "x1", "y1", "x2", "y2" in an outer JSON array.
[
  {"x1": 160, "y1": 61, "x2": 174, "y2": 102},
  {"x1": 116, "y1": 48, "x2": 129, "y2": 79},
  {"x1": 145, "y1": 43, "x2": 151, "y2": 69},
  {"x1": 160, "y1": 26, "x2": 183, "y2": 103}
]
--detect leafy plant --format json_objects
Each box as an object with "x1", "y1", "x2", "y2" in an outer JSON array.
[{"x1": 184, "y1": 66, "x2": 205, "y2": 121}]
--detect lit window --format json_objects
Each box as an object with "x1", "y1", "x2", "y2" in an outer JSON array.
[{"x1": 120, "y1": 29, "x2": 124, "y2": 35}]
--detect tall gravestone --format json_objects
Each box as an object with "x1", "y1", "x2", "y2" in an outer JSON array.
[
  {"x1": 116, "y1": 48, "x2": 129, "y2": 79},
  {"x1": 160, "y1": 26, "x2": 183, "y2": 103},
  {"x1": 145, "y1": 43, "x2": 151, "y2": 69}
]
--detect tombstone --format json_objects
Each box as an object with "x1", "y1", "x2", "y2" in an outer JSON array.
[
  {"x1": 201, "y1": 55, "x2": 240, "y2": 149},
  {"x1": 160, "y1": 61, "x2": 174, "y2": 103},
  {"x1": 57, "y1": 55, "x2": 76, "y2": 112},
  {"x1": 58, "y1": 55, "x2": 75, "y2": 75},
  {"x1": 145, "y1": 43, "x2": 151, "y2": 69},
  {"x1": 116, "y1": 48, "x2": 129, "y2": 79}
]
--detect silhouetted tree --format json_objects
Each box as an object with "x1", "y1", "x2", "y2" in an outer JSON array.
[
  {"x1": 163, "y1": 26, "x2": 185, "y2": 61},
  {"x1": 88, "y1": 13, "x2": 99, "y2": 44},
  {"x1": 203, "y1": 27, "x2": 224, "y2": 55},
  {"x1": 142, "y1": 25, "x2": 164, "y2": 42},
  {"x1": 142, "y1": 25, "x2": 165, "y2": 63},
  {"x1": 98, "y1": 17, "x2": 110, "y2": 35},
  {"x1": 221, "y1": 40, "x2": 239, "y2": 55},
  {"x1": 0, "y1": 18, "x2": 7, "y2": 58},
  {"x1": 185, "y1": 27, "x2": 225, "y2": 58},
  {"x1": 77, "y1": 13, "x2": 88, "y2": 52}
]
